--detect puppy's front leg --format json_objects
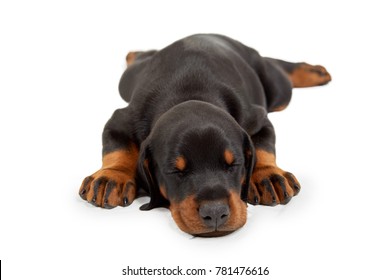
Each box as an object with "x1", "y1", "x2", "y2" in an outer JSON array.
[
  {"x1": 79, "y1": 107, "x2": 139, "y2": 208},
  {"x1": 248, "y1": 118, "x2": 301, "y2": 206}
]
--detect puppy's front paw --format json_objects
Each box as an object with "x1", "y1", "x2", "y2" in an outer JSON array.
[
  {"x1": 248, "y1": 166, "x2": 300, "y2": 206},
  {"x1": 79, "y1": 169, "x2": 136, "y2": 209}
]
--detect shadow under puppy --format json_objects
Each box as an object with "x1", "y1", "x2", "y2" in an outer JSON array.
[{"x1": 79, "y1": 34, "x2": 331, "y2": 237}]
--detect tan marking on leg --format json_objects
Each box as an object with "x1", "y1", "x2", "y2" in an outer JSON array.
[
  {"x1": 289, "y1": 63, "x2": 332, "y2": 88},
  {"x1": 249, "y1": 149, "x2": 299, "y2": 206},
  {"x1": 255, "y1": 149, "x2": 276, "y2": 168},
  {"x1": 101, "y1": 143, "x2": 139, "y2": 177},
  {"x1": 79, "y1": 143, "x2": 139, "y2": 208}
]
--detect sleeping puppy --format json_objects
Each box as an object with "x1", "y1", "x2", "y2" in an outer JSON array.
[{"x1": 79, "y1": 34, "x2": 331, "y2": 237}]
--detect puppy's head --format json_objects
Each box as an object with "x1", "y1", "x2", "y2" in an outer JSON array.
[{"x1": 138, "y1": 101, "x2": 255, "y2": 237}]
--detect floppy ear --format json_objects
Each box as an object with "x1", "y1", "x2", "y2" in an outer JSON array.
[
  {"x1": 137, "y1": 138, "x2": 168, "y2": 210},
  {"x1": 241, "y1": 131, "x2": 256, "y2": 202}
]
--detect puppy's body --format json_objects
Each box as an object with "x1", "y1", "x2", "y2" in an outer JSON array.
[
  {"x1": 119, "y1": 35, "x2": 288, "y2": 140},
  {"x1": 79, "y1": 34, "x2": 331, "y2": 236}
]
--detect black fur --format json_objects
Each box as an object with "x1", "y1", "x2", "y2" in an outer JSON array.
[{"x1": 102, "y1": 34, "x2": 296, "y2": 208}]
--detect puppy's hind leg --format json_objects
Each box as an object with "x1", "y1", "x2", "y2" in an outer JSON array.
[{"x1": 264, "y1": 58, "x2": 332, "y2": 88}]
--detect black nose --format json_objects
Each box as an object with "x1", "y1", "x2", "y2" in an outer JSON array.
[{"x1": 199, "y1": 202, "x2": 230, "y2": 229}]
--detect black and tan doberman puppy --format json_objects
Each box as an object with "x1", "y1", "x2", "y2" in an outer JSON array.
[{"x1": 79, "y1": 34, "x2": 331, "y2": 237}]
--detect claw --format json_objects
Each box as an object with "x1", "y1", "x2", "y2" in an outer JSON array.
[
  {"x1": 254, "y1": 196, "x2": 259, "y2": 205},
  {"x1": 79, "y1": 177, "x2": 92, "y2": 198},
  {"x1": 293, "y1": 184, "x2": 301, "y2": 196},
  {"x1": 281, "y1": 191, "x2": 293, "y2": 204},
  {"x1": 123, "y1": 197, "x2": 129, "y2": 206},
  {"x1": 103, "y1": 199, "x2": 114, "y2": 209},
  {"x1": 80, "y1": 170, "x2": 136, "y2": 208}
]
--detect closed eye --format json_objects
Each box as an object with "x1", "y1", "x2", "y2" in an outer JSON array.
[
  {"x1": 224, "y1": 163, "x2": 241, "y2": 173},
  {"x1": 166, "y1": 169, "x2": 190, "y2": 178}
]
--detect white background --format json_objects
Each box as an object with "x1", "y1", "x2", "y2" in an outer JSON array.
[{"x1": 1, "y1": 0, "x2": 389, "y2": 279}]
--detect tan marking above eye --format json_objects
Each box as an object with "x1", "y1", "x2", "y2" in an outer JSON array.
[
  {"x1": 224, "y1": 149, "x2": 234, "y2": 165},
  {"x1": 175, "y1": 156, "x2": 186, "y2": 171}
]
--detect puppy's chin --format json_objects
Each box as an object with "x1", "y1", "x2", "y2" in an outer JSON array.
[{"x1": 194, "y1": 230, "x2": 234, "y2": 238}]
